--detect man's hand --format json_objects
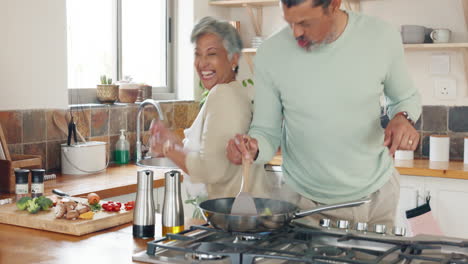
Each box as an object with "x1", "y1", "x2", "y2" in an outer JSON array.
[
  {"x1": 226, "y1": 134, "x2": 259, "y2": 165},
  {"x1": 384, "y1": 115, "x2": 419, "y2": 156}
]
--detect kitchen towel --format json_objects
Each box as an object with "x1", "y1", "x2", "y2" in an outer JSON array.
[
  {"x1": 429, "y1": 135, "x2": 450, "y2": 162},
  {"x1": 406, "y1": 197, "x2": 443, "y2": 236}
]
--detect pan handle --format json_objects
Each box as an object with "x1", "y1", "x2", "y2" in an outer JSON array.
[{"x1": 294, "y1": 197, "x2": 371, "y2": 219}]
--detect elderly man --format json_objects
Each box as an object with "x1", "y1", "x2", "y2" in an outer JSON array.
[{"x1": 226, "y1": 0, "x2": 421, "y2": 228}]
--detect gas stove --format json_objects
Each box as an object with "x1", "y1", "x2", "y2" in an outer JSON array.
[{"x1": 133, "y1": 221, "x2": 468, "y2": 264}]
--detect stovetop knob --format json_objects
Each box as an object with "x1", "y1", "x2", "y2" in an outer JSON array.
[
  {"x1": 319, "y1": 218, "x2": 331, "y2": 228},
  {"x1": 355, "y1": 222, "x2": 368, "y2": 232},
  {"x1": 374, "y1": 224, "x2": 387, "y2": 234},
  {"x1": 393, "y1": 226, "x2": 406, "y2": 236},
  {"x1": 337, "y1": 220, "x2": 349, "y2": 229}
]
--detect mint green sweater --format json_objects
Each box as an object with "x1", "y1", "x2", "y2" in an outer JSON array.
[{"x1": 250, "y1": 11, "x2": 421, "y2": 204}]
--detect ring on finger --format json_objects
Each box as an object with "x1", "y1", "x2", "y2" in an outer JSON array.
[{"x1": 408, "y1": 139, "x2": 413, "y2": 145}]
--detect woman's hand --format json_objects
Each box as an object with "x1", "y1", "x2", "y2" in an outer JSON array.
[{"x1": 149, "y1": 120, "x2": 174, "y2": 156}]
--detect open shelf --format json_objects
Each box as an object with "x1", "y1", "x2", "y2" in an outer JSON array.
[
  {"x1": 243, "y1": 43, "x2": 468, "y2": 54},
  {"x1": 404, "y1": 43, "x2": 468, "y2": 49},
  {"x1": 209, "y1": 0, "x2": 278, "y2": 7}
]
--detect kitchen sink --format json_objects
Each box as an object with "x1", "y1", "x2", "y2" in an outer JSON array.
[{"x1": 137, "y1": 157, "x2": 177, "y2": 169}]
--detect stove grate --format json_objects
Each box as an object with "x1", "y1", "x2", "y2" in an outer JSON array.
[{"x1": 145, "y1": 224, "x2": 468, "y2": 264}]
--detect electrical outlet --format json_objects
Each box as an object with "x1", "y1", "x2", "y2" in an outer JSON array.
[{"x1": 434, "y1": 78, "x2": 456, "y2": 100}]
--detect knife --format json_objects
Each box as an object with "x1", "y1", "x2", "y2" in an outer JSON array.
[{"x1": 52, "y1": 189, "x2": 83, "y2": 202}]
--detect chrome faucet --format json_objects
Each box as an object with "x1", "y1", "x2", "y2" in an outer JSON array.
[{"x1": 136, "y1": 99, "x2": 164, "y2": 162}]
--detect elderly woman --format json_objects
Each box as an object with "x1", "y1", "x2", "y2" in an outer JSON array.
[{"x1": 150, "y1": 17, "x2": 271, "y2": 200}]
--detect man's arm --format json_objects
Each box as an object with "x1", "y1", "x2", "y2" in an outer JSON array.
[
  {"x1": 247, "y1": 49, "x2": 284, "y2": 164},
  {"x1": 383, "y1": 29, "x2": 422, "y2": 155}
]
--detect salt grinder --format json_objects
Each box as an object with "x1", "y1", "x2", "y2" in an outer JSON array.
[
  {"x1": 162, "y1": 170, "x2": 184, "y2": 236},
  {"x1": 133, "y1": 170, "x2": 155, "y2": 238}
]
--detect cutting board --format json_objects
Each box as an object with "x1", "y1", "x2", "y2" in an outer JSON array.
[{"x1": 0, "y1": 198, "x2": 133, "y2": 236}]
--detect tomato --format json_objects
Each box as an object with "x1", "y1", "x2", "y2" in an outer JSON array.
[{"x1": 123, "y1": 201, "x2": 135, "y2": 211}]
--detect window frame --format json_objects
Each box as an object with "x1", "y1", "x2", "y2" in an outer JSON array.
[{"x1": 68, "y1": 0, "x2": 174, "y2": 104}]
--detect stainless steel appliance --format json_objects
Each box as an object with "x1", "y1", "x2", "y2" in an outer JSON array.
[{"x1": 133, "y1": 220, "x2": 468, "y2": 263}]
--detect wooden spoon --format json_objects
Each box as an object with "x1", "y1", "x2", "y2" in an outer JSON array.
[{"x1": 230, "y1": 150, "x2": 257, "y2": 215}]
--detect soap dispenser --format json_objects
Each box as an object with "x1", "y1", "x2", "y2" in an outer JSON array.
[{"x1": 115, "y1": 129, "x2": 130, "y2": 164}]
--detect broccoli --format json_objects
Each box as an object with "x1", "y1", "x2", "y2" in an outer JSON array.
[
  {"x1": 26, "y1": 199, "x2": 40, "y2": 214},
  {"x1": 36, "y1": 196, "x2": 53, "y2": 211},
  {"x1": 16, "y1": 197, "x2": 32, "y2": 211}
]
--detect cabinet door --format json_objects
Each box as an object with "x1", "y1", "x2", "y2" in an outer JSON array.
[
  {"x1": 425, "y1": 177, "x2": 468, "y2": 238},
  {"x1": 396, "y1": 175, "x2": 426, "y2": 233}
]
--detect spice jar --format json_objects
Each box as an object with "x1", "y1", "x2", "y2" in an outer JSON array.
[
  {"x1": 31, "y1": 169, "x2": 45, "y2": 198},
  {"x1": 15, "y1": 169, "x2": 30, "y2": 201}
]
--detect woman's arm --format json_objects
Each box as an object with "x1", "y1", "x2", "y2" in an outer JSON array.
[{"x1": 185, "y1": 84, "x2": 251, "y2": 184}]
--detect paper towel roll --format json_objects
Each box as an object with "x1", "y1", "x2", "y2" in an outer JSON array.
[
  {"x1": 429, "y1": 135, "x2": 450, "y2": 162},
  {"x1": 464, "y1": 137, "x2": 468, "y2": 164},
  {"x1": 395, "y1": 150, "x2": 414, "y2": 160}
]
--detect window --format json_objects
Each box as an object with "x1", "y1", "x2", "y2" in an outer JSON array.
[{"x1": 66, "y1": 0, "x2": 172, "y2": 92}]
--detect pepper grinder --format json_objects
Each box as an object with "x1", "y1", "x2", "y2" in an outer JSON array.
[
  {"x1": 133, "y1": 170, "x2": 155, "y2": 238},
  {"x1": 162, "y1": 170, "x2": 184, "y2": 236}
]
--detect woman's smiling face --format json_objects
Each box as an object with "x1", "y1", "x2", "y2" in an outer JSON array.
[{"x1": 194, "y1": 33, "x2": 239, "y2": 90}]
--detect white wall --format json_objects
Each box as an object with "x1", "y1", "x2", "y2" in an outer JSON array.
[
  {"x1": 0, "y1": 0, "x2": 68, "y2": 110},
  {"x1": 217, "y1": 0, "x2": 468, "y2": 106}
]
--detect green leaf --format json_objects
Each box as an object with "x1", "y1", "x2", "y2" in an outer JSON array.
[
  {"x1": 242, "y1": 80, "x2": 247, "y2": 87},
  {"x1": 247, "y1": 79, "x2": 254, "y2": 85}
]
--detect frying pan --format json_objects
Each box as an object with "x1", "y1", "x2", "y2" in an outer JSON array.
[{"x1": 198, "y1": 197, "x2": 370, "y2": 233}]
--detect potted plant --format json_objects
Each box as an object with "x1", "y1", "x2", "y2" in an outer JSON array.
[{"x1": 96, "y1": 75, "x2": 119, "y2": 104}]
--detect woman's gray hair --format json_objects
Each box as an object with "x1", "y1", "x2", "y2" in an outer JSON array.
[{"x1": 191, "y1": 16, "x2": 243, "y2": 60}]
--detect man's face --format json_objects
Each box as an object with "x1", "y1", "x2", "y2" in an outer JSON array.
[{"x1": 282, "y1": 0, "x2": 336, "y2": 51}]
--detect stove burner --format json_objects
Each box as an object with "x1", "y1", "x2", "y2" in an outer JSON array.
[
  {"x1": 448, "y1": 253, "x2": 468, "y2": 263},
  {"x1": 190, "y1": 242, "x2": 227, "y2": 260}
]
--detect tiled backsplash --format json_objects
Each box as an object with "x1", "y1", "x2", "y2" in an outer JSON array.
[
  {"x1": 381, "y1": 106, "x2": 468, "y2": 160},
  {"x1": 2, "y1": 104, "x2": 466, "y2": 172},
  {"x1": 0, "y1": 101, "x2": 200, "y2": 172}
]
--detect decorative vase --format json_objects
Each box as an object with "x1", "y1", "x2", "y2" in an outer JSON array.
[{"x1": 96, "y1": 84, "x2": 119, "y2": 104}]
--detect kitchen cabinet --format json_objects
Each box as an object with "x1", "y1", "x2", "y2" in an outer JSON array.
[{"x1": 397, "y1": 174, "x2": 468, "y2": 238}]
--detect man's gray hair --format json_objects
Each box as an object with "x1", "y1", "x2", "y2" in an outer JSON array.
[
  {"x1": 191, "y1": 16, "x2": 243, "y2": 59},
  {"x1": 281, "y1": 0, "x2": 332, "y2": 8}
]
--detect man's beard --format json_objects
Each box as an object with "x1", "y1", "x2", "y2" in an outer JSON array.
[{"x1": 296, "y1": 19, "x2": 338, "y2": 51}]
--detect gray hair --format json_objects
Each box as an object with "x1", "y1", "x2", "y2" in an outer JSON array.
[
  {"x1": 281, "y1": 0, "x2": 332, "y2": 8},
  {"x1": 190, "y1": 16, "x2": 243, "y2": 59}
]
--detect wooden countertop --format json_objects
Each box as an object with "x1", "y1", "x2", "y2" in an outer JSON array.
[
  {"x1": 268, "y1": 155, "x2": 468, "y2": 180},
  {"x1": 0, "y1": 163, "x2": 179, "y2": 200},
  {"x1": 0, "y1": 163, "x2": 193, "y2": 264},
  {"x1": 0, "y1": 218, "x2": 205, "y2": 264}
]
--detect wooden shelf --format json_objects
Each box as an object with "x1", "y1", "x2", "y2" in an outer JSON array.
[
  {"x1": 404, "y1": 43, "x2": 468, "y2": 49},
  {"x1": 242, "y1": 48, "x2": 258, "y2": 54},
  {"x1": 209, "y1": 0, "x2": 278, "y2": 7}
]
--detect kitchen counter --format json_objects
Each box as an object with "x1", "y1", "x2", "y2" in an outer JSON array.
[
  {"x1": 0, "y1": 218, "x2": 205, "y2": 264},
  {"x1": 268, "y1": 155, "x2": 468, "y2": 180},
  {"x1": 0, "y1": 163, "x2": 179, "y2": 200},
  {"x1": 0, "y1": 163, "x2": 192, "y2": 264}
]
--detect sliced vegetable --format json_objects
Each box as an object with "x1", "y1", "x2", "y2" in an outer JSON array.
[
  {"x1": 102, "y1": 201, "x2": 122, "y2": 212},
  {"x1": 79, "y1": 211, "x2": 95, "y2": 220},
  {"x1": 124, "y1": 201, "x2": 135, "y2": 211}
]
